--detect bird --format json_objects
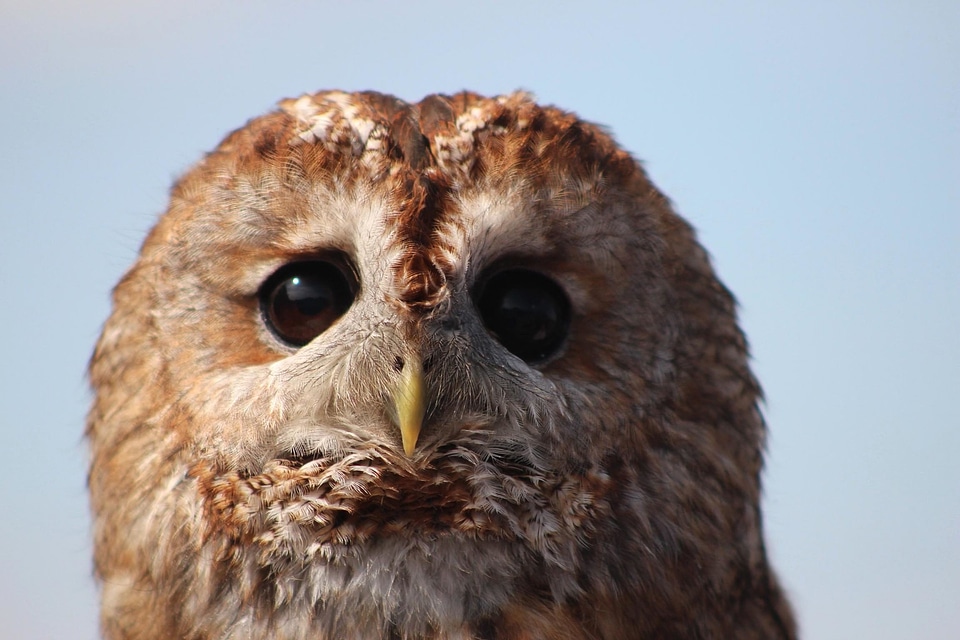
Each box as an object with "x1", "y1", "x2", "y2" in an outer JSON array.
[{"x1": 87, "y1": 89, "x2": 796, "y2": 639}]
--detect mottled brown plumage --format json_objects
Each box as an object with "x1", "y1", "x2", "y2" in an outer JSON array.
[{"x1": 88, "y1": 90, "x2": 795, "y2": 639}]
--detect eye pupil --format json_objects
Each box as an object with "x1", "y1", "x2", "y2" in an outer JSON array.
[
  {"x1": 260, "y1": 261, "x2": 355, "y2": 347},
  {"x1": 497, "y1": 288, "x2": 558, "y2": 341},
  {"x1": 476, "y1": 269, "x2": 571, "y2": 363}
]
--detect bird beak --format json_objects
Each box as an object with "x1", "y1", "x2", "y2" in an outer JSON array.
[{"x1": 390, "y1": 357, "x2": 426, "y2": 456}]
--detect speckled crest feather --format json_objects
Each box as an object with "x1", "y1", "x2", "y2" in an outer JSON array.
[{"x1": 88, "y1": 90, "x2": 796, "y2": 639}]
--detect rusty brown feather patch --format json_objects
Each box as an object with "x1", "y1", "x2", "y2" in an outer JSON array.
[{"x1": 193, "y1": 442, "x2": 616, "y2": 564}]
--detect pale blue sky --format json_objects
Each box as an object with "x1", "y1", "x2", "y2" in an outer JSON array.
[{"x1": 1, "y1": 1, "x2": 957, "y2": 638}]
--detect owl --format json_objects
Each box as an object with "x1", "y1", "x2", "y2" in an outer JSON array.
[{"x1": 87, "y1": 90, "x2": 796, "y2": 639}]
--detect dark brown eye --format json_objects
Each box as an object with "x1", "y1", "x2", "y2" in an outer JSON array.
[
  {"x1": 259, "y1": 261, "x2": 355, "y2": 347},
  {"x1": 476, "y1": 269, "x2": 571, "y2": 364}
]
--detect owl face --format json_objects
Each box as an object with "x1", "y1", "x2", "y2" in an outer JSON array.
[
  {"x1": 128, "y1": 91, "x2": 677, "y2": 479},
  {"x1": 88, "y1": 91, "x2": 793, "y2": 639}
]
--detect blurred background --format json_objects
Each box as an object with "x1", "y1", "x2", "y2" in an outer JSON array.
[{"x1": 1, "y1": 1, "x2": 956, "y2": 638}]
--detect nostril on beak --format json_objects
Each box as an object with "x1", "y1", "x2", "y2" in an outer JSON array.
[{"x1": 422, "y1": 355, "x2": 436, "y2": 373}]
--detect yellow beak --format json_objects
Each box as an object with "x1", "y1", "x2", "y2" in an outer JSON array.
[{"x1": 390, "y1": 358, "x2": 426, "y2": 456}]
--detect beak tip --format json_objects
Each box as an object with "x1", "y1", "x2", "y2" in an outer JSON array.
[{"x1": 400, "y1": 425, "x2": 420, "y2": 457}]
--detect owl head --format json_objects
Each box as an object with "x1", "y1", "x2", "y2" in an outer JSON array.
[{"x1": 88, "y1": 90, "x2": 793, "y2": 639}]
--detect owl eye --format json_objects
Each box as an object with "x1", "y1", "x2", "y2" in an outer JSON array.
[
  {"x1": 476, "y1": 269, "x2": 571, "y2": 364},
  {"x1": 259, "y1": 261, "x2": 356, "y2": 347}
]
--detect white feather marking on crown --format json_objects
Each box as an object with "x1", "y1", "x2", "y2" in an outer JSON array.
[{"x1": 281, "y1": 92, "x2": 380, "y2": 158}]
